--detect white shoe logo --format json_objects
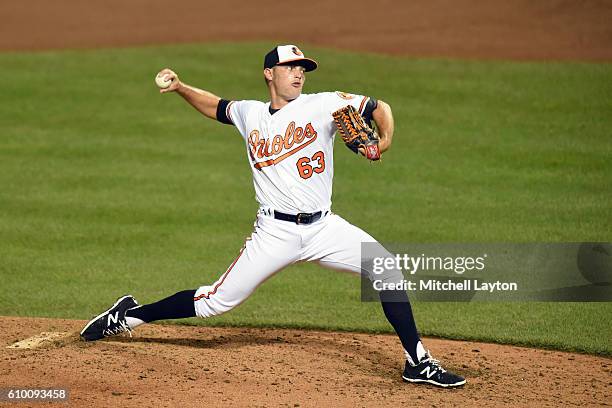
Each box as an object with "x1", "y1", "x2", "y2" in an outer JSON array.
[
  {"x1": 107, "y1": 311, "x2": 119, "y2": 326},
  {"x1": 420, "y1": 366, "x2": 437, "y2": 379}
]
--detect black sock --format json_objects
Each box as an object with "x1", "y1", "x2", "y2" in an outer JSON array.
[
  {"x1": 379, "y1": 290, "x2": 421, "y2": 364},
  {"x1": 126, "y1": 289, "x2": 197, "y2": 323}
]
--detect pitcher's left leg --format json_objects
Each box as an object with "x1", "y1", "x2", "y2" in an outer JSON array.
[
  {"x1": 301, "y1": 214, "x2": 423, "y2": 363},
  {"x1": 302, "y1": 214, "x2": 465, "y2": 387}
]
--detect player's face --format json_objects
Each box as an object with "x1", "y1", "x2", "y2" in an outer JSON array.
[{"x1": 270, "y1": 64, "x2": 306, "y2": 100}]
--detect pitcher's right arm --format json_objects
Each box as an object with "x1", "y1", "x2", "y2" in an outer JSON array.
[{"x1": 156, "y1": 68, "x2": 221, "y2": 120}]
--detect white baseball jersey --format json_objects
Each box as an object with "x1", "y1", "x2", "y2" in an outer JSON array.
[
  {"x1": 194, "y1": 90, "x2": 402, "y2": 324},
  {"x1": 222, "y1": 92, "x2": 373, "y2": 213}
]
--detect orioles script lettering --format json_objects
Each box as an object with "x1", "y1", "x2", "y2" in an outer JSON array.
[{"x1": 249, "y1": 121, "x2": 318, "y2": 169}]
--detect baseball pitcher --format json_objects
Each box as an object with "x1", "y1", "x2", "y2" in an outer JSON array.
[{"x1": 80, "y1": 45, "x2": 465, "y2": 388}]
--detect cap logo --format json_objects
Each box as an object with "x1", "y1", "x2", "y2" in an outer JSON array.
[{"x1": 291, "y1": 46, "x2": 303, "y2": 57}]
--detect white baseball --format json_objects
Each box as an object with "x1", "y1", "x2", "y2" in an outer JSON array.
[{"x1": 155, "y1": 73, "x2": 172, "y2": 89}]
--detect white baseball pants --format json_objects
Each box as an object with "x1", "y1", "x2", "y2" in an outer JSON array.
[{"x1": 193, "y1": 209, "x2": 401, "y2": 318}]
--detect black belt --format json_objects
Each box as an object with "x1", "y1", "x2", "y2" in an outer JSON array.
[{"x1": 274, "y1": 210, "x2": 322, "y2": 225}]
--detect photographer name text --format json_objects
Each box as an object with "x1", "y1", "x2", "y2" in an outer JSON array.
[{"x1": 373, "y1": 279, "x2": 518, "y2": 292}]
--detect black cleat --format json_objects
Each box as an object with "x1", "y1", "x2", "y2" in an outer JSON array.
[
  {"x1": 402, "y1": 353, "x2": 466, "y2": 388},
  {"x1": 80, "y1": 295, "x2": 138, "y2": 341}
]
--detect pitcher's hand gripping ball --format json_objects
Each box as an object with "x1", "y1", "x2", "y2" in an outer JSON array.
[
  {"x1": 155, "y1": 72, "x2": 173, "y2": 89},
  {"x1": 333, "y1": 105, "x2": 381, "y2": 161}
]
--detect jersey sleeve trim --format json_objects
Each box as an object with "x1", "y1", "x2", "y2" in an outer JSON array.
[
  {"x1": 358, "y1": 96, "x2": 369, "y2": 115},
  {"x1": 216, "y1": 99, "x2": 234, "y2": 125},
  {"x1": 226, "y1": 101, "x2": 236, "y2": 125},
  {"x1": 361, "y1": 97, "x2": 378, "y2": 126}
]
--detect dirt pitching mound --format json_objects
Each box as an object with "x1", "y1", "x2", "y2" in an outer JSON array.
[
  {"x1": 1, "y1": 0, "x2": 611, "y2": 60},
  {"x1": 0, "y1": 317, "x2": 609, "y2": 407}
]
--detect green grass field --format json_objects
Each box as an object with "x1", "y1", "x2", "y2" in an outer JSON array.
[{"x1": 1, "y1": 43, "x2": 610, "y2": 355}]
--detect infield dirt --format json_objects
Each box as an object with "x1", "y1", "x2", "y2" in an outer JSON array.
[
  {"x1": 1, "y1": 0, "x2": 611, "y2": 60},
  {"x1": 1, "y1": 0, "x2": 610, "y2": 407},
  {"x1": 1, "y1": 317, "x2": 610, "y2": 407}
]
